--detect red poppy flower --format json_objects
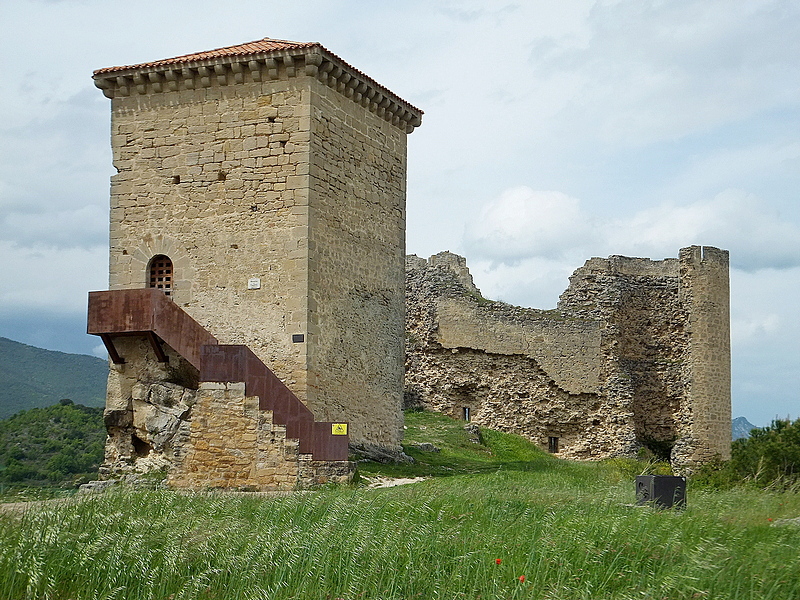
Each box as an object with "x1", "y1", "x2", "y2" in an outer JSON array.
[
  {"x1": 495, "y1": 559, "x2": 502, "y2": 565},
  {"x1": 518, "y1": 575, "x2": 526, "y2": 583}
]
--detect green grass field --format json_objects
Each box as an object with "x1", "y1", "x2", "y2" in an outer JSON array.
[{"x1": 1, "y1": 411, "x2": 798, "y2": 600}]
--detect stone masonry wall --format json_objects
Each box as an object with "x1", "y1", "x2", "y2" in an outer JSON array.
[
  {"x1": 99, "y1": 338, "x2": 351, "y2": 489},
  {"x1": 108, "y1": 78, "x2": 313, "y2": 397},
  {"x1": 557, "y1": 255, "x2": 690, "y2": 448},
  {"x1": 305, "y1": 79, "x2": 406, "y2": 447},
  {"x1": 678, "y1": 246, "x2": 732, "y2": 464},
  {"x1": 405, "y1": 253, "x2": 637, "y2": 459},
  {"x1": 167, "y1": 382, "x2": 301, "y2": 491}
]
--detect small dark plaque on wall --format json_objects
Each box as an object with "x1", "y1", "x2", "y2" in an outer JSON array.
[{"x1": 292, "y1": 334, "x2": 305, "y2": 343}]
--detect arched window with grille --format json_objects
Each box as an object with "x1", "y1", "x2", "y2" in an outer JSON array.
[{"x1": 148, "y1": 255, "x2": 173, "y2": 296}]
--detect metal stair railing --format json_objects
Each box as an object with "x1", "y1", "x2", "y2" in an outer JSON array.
[{"x1": 87, "y1": 288, "x2": 348, "y2": 460}]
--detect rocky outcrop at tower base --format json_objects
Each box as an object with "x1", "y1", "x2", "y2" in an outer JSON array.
[{"x1": 405, "y1": 247, "x2": 731, "y2": 471}]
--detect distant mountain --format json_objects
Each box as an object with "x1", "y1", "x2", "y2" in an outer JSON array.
[
  {"x1": 732, "y1": 416, "x2": 757, "y2": 441},
  {"x1": 0, "y1": 337, "x2": 107, "y2": 419}
]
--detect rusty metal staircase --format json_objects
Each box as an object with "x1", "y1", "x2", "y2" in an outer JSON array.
[{"x1": 87, "y1": 288, "x2": 348, "y2": 461}]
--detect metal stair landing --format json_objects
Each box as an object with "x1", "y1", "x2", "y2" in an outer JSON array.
[{"x1": 87, "y1": 288, "x2": 348, "y2": 461}]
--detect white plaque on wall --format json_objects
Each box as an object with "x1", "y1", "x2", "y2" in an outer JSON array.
[{"x1": 247, "y1": 277, "x2": 261, "y2": 290}]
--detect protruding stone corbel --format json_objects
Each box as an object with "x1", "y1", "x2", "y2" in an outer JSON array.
[
  {"x1": 369, "y1": 92, "x2": 382, "y2": 112},
  {"x1": 182, "y1": 68, "x2": 195, "y2": 89},
  {"x1": 148, "y1": 72, "x2": 163, "y2": 93},
  {"x1": 230, "y1": 61, "x2": 244, "y2": 84},
  {"x1": 248, "y1": 60, "x2": 262, "y2": 82},
  {"x1": 305, "y1": 52, "x2": 322, "y2": 76},
  {"x1": 338, "y1": 72, "x2": 351, "y2": 94},
  {"x1": 377, "y1": 95, "x2": 390, "y2": 117},
  {"x1": 265, "y1": 58, "x2": 279, "y2": 80},
  {"x1": 214, "y1": 64, "x2": 228, "y2": 86},
  {"x1": 362, "y1": 88, "x2": 376, "y2": 108},
  {"x1": 198, "y1": 67, "x2": 211, "y2": 88},
  {"x1": 116, "y1": 76, "x2": 130, "y2": 96},
  {"x1": 318, "y1": 60, "x2": 333, "y2": 78},
  {"x1": 133, "y1": 73, "x2": 147, "y2": 94},
  {"x1": 353, "y1": 81, "x2": 367, "y2": 103},
  {"x1": 164, "y1": 70, "x2": 179, "y2": 91},
  {"x1": 328, "y1": 66, "x2": 342, "y2": 88},
  {"x1": 94, "y1": 77, "x2": 115, "y2": 99},
  {"x1": 283, "y1": 55, "x2": 295, "y2": 78}
]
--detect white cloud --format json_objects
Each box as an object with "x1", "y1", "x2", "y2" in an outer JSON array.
[
  {"x1": 464, "y1": 186, "x2": 594, "y2": 263},
  {"x1": 468, "y1": 256, "x2": 579, "y2": 309},
  {"x1": 0, "y1": 241, "x2": 108, "y2": 313},
  {"x1": 729, "y1": 267, "x2": 800, "y2": 424},
  {"x1": 1, "y1": 204, "x2": 107, "y2": 248},
  {"x1": 539, "y1": 0, "x2": 800, "y2": 147},
  {"x1": 465, "y1": 186, "x2": 800, "y2": 272}
]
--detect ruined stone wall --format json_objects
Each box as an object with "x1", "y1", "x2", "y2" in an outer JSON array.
[
  {"x1": 557, "y1": 255, "x2": 689, "y2": 447},
  {"x1": 406, "y1": 253, "x2": 636, "y2": 459},
  {"x1": 305, "y1": 80, "x2": 407, "y2": 447},
  {"x1": 406, "y1": 248, "x2": 731, "y2": 467}
]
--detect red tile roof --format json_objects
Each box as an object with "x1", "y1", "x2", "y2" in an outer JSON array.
[{"x1": 94, "y1": 38, "x2": 319, "y2": 75}]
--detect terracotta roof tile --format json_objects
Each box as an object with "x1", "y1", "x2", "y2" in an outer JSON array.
[
  {"x1": 94, "y1": 38, "x2": 319, "y2": 75},
  {"x1": 93, "y1": 37, "x2": 422, "y2": 119}
]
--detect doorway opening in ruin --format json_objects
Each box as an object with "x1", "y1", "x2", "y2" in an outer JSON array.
[
  {"x1": 132, "y1": 435, "x2": 152, "y2": 458},
  {"x1": 462, "y1": 406, "x2": 471, "y2": 422},
  {"x1": 548, "y1": 436, "x2": 559, "y2": 453},
  {"x1": 148, "y1": 255, "x2": 173, "y2": 296}
]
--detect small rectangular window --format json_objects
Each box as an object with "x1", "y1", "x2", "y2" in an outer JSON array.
[
  {"x1": 463, "y1": 406, "x2": 470, "y2": 422},
  {"x1": 548, "y1": 436, "x2": 559, "y2": 454}
]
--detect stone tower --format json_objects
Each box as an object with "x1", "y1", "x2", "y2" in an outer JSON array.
[
  {"x1": 92, "y1": 38, "x2": 422, "y2": 450},
  {"x1": 676, "y1": 246, "x2": 732, "y2": 463}
]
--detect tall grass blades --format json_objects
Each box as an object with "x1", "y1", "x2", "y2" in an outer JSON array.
[
  {"x1": 2, "y1": 411, "x2": 799, "y2": 599},
  {"x1": 1, "y1": 472, "x2": 799, "y2": 600}
]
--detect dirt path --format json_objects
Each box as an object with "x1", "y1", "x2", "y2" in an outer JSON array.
[{"x1": 0, "y1": 497, "x2": 78, "y2": 517}]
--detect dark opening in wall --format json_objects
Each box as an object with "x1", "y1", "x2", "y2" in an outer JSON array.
[
  {"x1": 548, "y1": 436, "x2": 559, "y2": 454},
  {"x1": 463, "y1": 406, "x2": 471, "y2": 422},
  {"x1": 172, "y1": 175, "x2": 180, "y2": 184},
  {"x1": 132, "y1": 435, "x2": 152, "y2": 458},
  {"x1": 218, "y1": 171, "x2": 227, "y2": 181}
]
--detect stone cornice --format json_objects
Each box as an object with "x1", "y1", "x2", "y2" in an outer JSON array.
[{"x1": 93, "y1": 44, "x2": 422, "y2": 133}]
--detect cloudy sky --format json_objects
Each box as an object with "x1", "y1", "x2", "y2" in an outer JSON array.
[{"x1": 1, "y1": 0, "x2": 797, "y2": 425}]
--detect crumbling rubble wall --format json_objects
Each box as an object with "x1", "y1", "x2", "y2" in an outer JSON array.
[{"x1": 405, "y1": 248, "x2": 731, "y2": 469}]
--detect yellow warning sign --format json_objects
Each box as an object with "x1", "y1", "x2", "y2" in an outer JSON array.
[{"x1": 332, "y1": 423, "x2": 348, "y2": 436}]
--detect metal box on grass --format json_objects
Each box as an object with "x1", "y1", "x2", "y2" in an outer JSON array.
[{"x1": 635, "y1": 475, "x2": 686, "y2": 509}]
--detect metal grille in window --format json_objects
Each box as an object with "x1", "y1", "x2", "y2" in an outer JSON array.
[{"x1": 149, "y1": 255, "x2": 173, "y2": 296}]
